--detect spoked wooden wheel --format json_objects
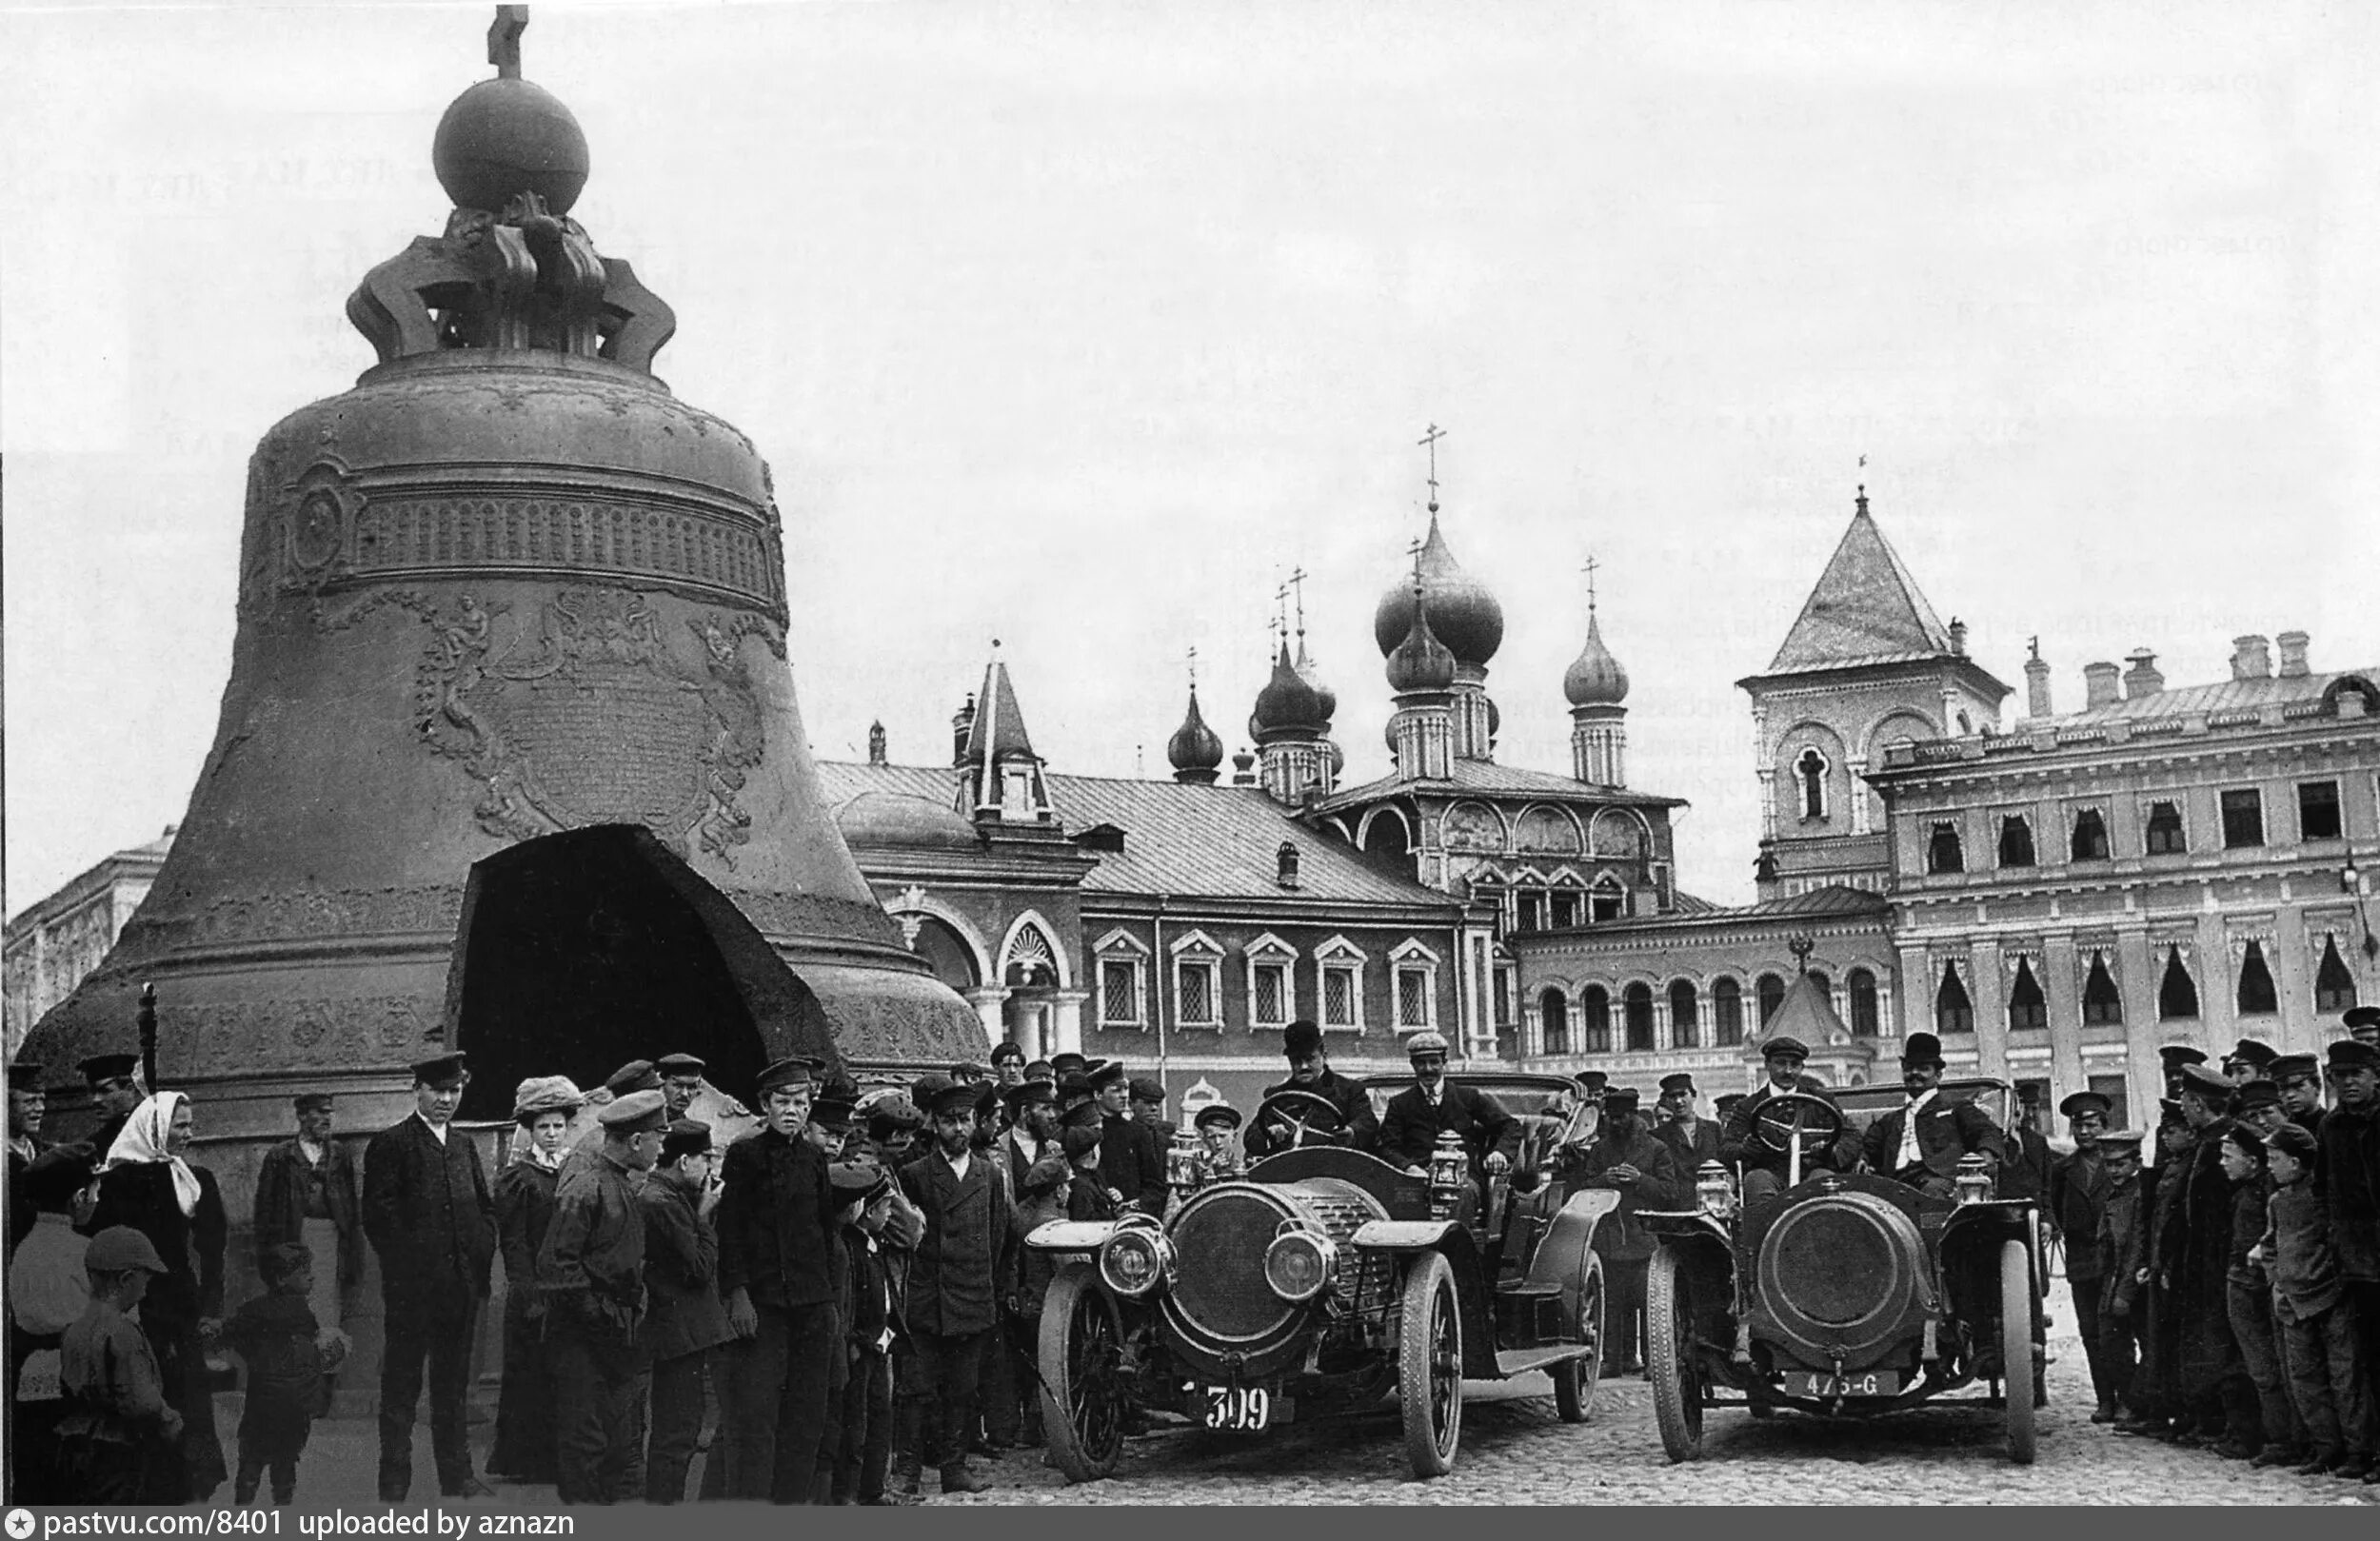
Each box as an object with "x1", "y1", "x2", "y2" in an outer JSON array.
[
  {"x1": 1647, "y1": 1243, "x2": 1704, "y2": 1462},
  {"x1": 1040, "y1": 1263, "x2": 1127, "y2": 1483},
  {"x1": 2000, "y1": 1239, "x2": 2037, "y2": 1465},
  {"x1": 1398, "y1": 1251, "x2": 1463, "y2": 1477},
  {"x1": 1553, "y1": 1251, "x2": 1605, "y2": 1424}
]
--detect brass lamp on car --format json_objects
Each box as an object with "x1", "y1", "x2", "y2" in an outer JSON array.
[
  {"x1": 1954, "y1": 1152, "x2": 1993, "y2": 1206},
  {"x1": 1098, "y1": 1214, "x2": 1176, "y2": 1297},
  {"x1": 1696, "y1": 1159, "x2": 1736, "y2": 1218},
  {"x1": 1428, "y1": 1129, "x2": 1468, "y2": 1219},
  {"x1": 1167, "y1": 1127, "x2": 1211, "y2": 1195}
]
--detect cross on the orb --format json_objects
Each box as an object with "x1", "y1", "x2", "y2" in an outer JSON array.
[
  {"x1": 1286, "y1": 565, "x2": 1309, "y2": 638},
  {"x1": 488, "y1": 6, "x2": 528, "y2": 79},
  {"x1": 1789, "y1": 935, "x2": 1815, "y2": 975},
  {"x1": 1407, "y1": 536, "x2": 1425, "y2": 587},
  {"x1": 1187, "y1": 644, "x2": 1199, "y2": 687},
  {"x1": 1582, "y1": 554, "x2": 1600, "y2": 613},
  {"x1": 1418, "y1": 424, "x2": 1447, "y2": 506}
]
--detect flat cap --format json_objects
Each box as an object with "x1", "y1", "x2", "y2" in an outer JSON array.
[
  {"x1": 512, "y1": 1075, "x2": 585, "y2": 1122},
  {"x1": 2220, "y1": 1122, "x2": 2265, "y2": 1156},
  {"x1": 829, "y1": 1158, "x2": 890, "y2": 1202},
  {"x1": 990, "y1": 1041, "x2": 1027, "y2": 1066},
  {"x1": 1760, "y1": 1035, "x2": 1811, "y2": 1060},
  {"x1": 598, "y1": 1089, "x2": 668, "y2": 1135},
  {"x1": 2057, "y1": 1090, "x2": 2112, "y2": 1119},
  {"x1": 1576, "y1": 1070, "x2": 1610, "y2": 1093},
  {"x1": 1129, "y1": 1077, "x2": 1166, "y2": 1104},
  {"x1": 866, "y1": 1097, "x2": 924, "y2": 1136},
  {"x1": 78, "y1": 1053, "x2": 139, "y2": 1083},
  {"x1": 1061, "y1": 1123, "x2": 1104, "y2": 1159},
  {"x1": 654, "y1": 1054, "x2": 706, "y2": 1077},
  {"x1": 811, "y1": 1093, "x2": 860, "y2": 1132},
  {"x1": 1193, "y1": 1103, "x2": 1241, "y2": 1132},
  {"x1": 758, "y1": 1057, "x2": 823, "y2": 1096},
  {"x1": 409, "y1": 1052, "x2": 468, "y2": 1088},
  {"x1": 949, "y1": 1061, "x2": 993, "y2": 1085},
  {"x1": 910, "y1": 1072, "x2": 955, "y2": 1108},
  {"x1": 86, "y1": 1225, "x2": 168, "y2": 1274},
  {"x1": 2269, "y1": 1053, "x2": 2321, "y2": 1082},
  {"x1": 1405, "y1": 1030, "x2": 1451, "y2": 1058},
  {"x1": 1713, "y1": 1093, "x2": 1746, "y2": 1116},
  {"x1": 1282, "y1": 1019, "x2": 1324, "y2": 1057},
  {"x1": 292, "y1": 1092, "x2": 335, "y2": 1115},
  {"x1": 2096, "y1": 1130, "x2": 2145, "y2": 1151},
  {"x1": 1087, "y1": 1060, "x2": 1128, "y2": 1091},
  {"x1": 2157, "y1": 1044, "x2": 2209, "y2": 1068},
  {"x1": 2328, "y1": 1038, "x2": 2379, "y2": 1071},
  {"x1": 2267, "y1": 1122, "x2": 2318, "y2": 1161},
  {"x1": 2178, "y1": 1062, "x2": 2234, "y2": 1101},
  {"x1": 1021, "y1": 1154, "x2": 1073, "y2": 1196},
  {"x1": 927, "y1": 1079, "x2": 994, "y2": 1119},
  {"x1": 1658, "y1": 1073, "x2": 1696, "y2": 1096},
  {"x1": 605, "y1": 1060, "x2": 663, "y2": 1096},
  {"x1": 660, "y1": 1119, "x2": 712, "y2": 1162}
]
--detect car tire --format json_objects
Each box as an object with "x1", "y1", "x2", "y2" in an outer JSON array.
[
  {"x1": 1040, "y1": 1262, "x2": 1127, "y2": 1484},
  {"x1": 1554, "y1": 1252, "x2": 1603, "y2": 1424},
  {"x1": 2000, "y1": 1238, "x2": 2036, "y2": 1466},
  {"x1": 1647, "y1": 1242, "x2": 1703, "y2": 1462},
  {"x1": 1398, "y1": 1250, "x2": 1462, "y2": 1477}
]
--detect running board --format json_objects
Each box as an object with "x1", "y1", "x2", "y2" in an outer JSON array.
[{"x1": 1493, "y1": 1345, "x2": 1589, "y2": 1377}]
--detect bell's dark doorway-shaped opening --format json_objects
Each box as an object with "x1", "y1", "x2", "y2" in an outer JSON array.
[{"x1": 446, "y1": 823, "x2": 842, "y2": 1121}]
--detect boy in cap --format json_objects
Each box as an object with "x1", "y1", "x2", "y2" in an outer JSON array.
[
  {"x1": 251, "y1": 1092, "x2": 362, "y2": 1339},
  {"x1": 56, "y1": 1226, "x2": 181, "y2": 1503},
  {"x1": 1093, "y1": 1062, "x2": 1167, "y2": 1217},
  {"x1": 894, "y1": 1079, "x2": 1016, "y2": 1497},
  {"x1": 9, "y1": 1143, "x2": 96, "y2": 1503},
  {"x1": 2253, "y1": 1119, "x2": 2373, "y2": 1479},
  {"x1": 828, "y1": 1160, "x2": 901, "y2": 1504},
  {"x1": 2093, "y1": 1131, "x2": 2147, "y2": 1424},
  {"x1": 225, "y1": 1241, "x2": 347, "y2": 1507},
  {"x1": 2158, "y1": 1043, "x2": 2210, "y2": 1101},
  {"x1": 2217, "y1": 1125, "x2": 2291, "y2": 1462},
  {"x1": 2164, "y1": 1063, "x2": 2257, "y2": 1453},
  {"x1": 2225, "y1": 1039, "x2": 2278, "y2": 1084},
  {"x1": 541, "y1": 1089, "x2": 668, "y2": 1504},
  {"x1": 716, "y1": 1057, "x2": 843, "y2": 1503},
  {"x1": 2347, "y1": 1004, "x2": 2380, "y2": 1047},
  {"x1": 2049, "y1": 1090, "x2": 2119, "y2": 1418},
  {"x1": 639, "y1": 1118, "x2": 729, "y2": 1504},
  {"x1": 361, "y1": 1052, "x2": 495, "y2": 1502},
  {"x1": 1720, "y1": 1035, "x2": 1857, "y2": 1200},
  {"x1": 1194, "y1": 1103, "x2": 1244, "y2": 1177},
  {"x1": 2271, "y1": 1054, "x2": 2326, "y2": 1137},
  {"x1": 1245, "y1": 1019, "x2": 1378, "y2": 1160},
  {"x1": 1654, "y1": 1073, "x2": 1717, "y2": 1170}
]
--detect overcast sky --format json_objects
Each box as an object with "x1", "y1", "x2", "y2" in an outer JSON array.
[{"x1": 7, "y1": 0, "x2": 2378, "y2": 912}]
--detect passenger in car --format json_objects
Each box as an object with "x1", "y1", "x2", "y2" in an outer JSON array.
[
  {"x1": 1378, "y1": 1032, "x2": 1520, "y2": 1179},
  {"x1": 1859, "y1": 1034, "x2": 2006, "y2": 1201}
]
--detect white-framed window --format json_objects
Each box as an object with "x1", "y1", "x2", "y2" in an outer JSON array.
[
  {"x1": 1390, "y1": 938, "x2": 1440, "y2": 1033},
  {"x1": 1170, "y1": 928, "x2": 1224, "y2": 1030},
  {"x1": 1090, "y1": 928, "x2": 1148, "y2": 1030},
  {"x1": 1243, "y1": 932, "x2": 1298, "y2": 1031},
  {"x1": 1315, "y1": 935, "x2": 1369, "y2": 1033}
]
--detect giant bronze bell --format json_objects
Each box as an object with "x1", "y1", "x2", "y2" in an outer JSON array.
[{"x1": 21, "y1": 13, "x2": 986, "y2": 1134}]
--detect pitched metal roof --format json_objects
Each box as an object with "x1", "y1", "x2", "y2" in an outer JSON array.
[
  {"x1": 1322, "y1": 757, "x2": 1686, "y2": 813},
  {"x1": 1524, "y1": 882, "x2": 1888, "y2": 938},
  {"x1": 1762, "y1": 504, "x2": 1954, "y2": 675},
  {"x1": 813, "y1": 761, "x2": 1459, "y2": 910},
  {"x1": 963, "y1": 655, "x2": 1037, "y2": 763},
  {"x1": 2026, "y1": 666, "x2": 2378, "y2": 727}
]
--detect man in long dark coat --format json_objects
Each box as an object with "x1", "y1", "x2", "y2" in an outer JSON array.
[
  {"x1": 1554, "y1": 1087, "x2": 1682, "y2": 1377},
  {"x1": 2049, "y1": 1089, "x2": 2118, "y2": 1418},
  {"x1": 895, "y1": 1080, "x2": 1015, "y2": 1498},
  {"x1": 252, "y1": 1093, "x2": 364, "y2": 1321},
  {"x1": 2162, "y1": 1063, "x2": 2257, "y2": 1452},
  {"x1": 362, "y1": 1052, "x2": 497, "y2": 1502},
  {"x1": 1091, "y1": 1062, "x2": 1165, "y2": 1217},
  {"x1": 2316, "y1": 1037, "x2": 2380, "y2": 1434},
  {"x1": 1242, "y1": 1019, "x2": 1379, "y2": 1159}
]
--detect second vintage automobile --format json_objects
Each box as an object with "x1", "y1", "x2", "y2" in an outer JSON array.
[{"x1": 1028, "y1": 1071, "x2": 1616, "y2": 1482}]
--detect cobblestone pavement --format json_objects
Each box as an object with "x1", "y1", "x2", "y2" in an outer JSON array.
[{"x1": 208, "y1": 1305, "x2": 2380, "y2": 1509}]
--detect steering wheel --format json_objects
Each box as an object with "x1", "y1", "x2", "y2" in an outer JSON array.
[
  {"x1": 1254, "y1": 1089, "x2": 1350, "y2": 1151},
  {"x1": 1750, "y1": 1090, "x2": 1845, "y2": 1155}
]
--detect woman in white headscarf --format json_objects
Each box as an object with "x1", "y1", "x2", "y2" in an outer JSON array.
[{"x1": 89, "y1": 1090, "x2": 229, "y2": 1502}]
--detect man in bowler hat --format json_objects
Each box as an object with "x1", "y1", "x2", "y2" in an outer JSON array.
[
  {"x1": 1243, "y1": 1019, "x2": 1378, "y2": 1159},
  {"x1": 1860, "y1": 1032, "x2": 2006, "y2": 1200}
]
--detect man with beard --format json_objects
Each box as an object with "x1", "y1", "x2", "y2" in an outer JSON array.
[
  {"x1": 1859, "y1": 1033, "x2": 2006, "y2": 1201},
  {"x1": 715, "y1": 1057, "x2": 841, "y2": 1503},
  {"x1": 1243, "y1": 1019, "x2": 1378, "y2": 1159},
  {"x1": 1652, "y1": 1073, "x2": 1717, "y2": 1172},
  {"x1": 1721, "y1": 1036, "x2": 1859, "y2": 1201},
  {"x1": 2049, "y1": 1090, "x2": 2119, "y2": 1420},
  {"x1": 1553, "y1": 1087, "x2": 1681, "y2": 1378},
  {"x1": 1379, "y1": 1033, "x2": 1519, "y2": 1179},
  {"x1": 1001, "y1": 1082, "x2": 1059, "y2": 1197},
  {"x1": 894, "y1": 1081, "x2": 1013, "y2": 1498},
  {"x1": 2163, "y1": 1063, "x2": 2259, "y2": 1454}
]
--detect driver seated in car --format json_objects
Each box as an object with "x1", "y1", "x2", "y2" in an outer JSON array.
[
  {"x1": 1379, "y1": 1033, "x2": 1522, "y2": 1185},
  {"x1": 1243, "y1": 1020, "x2": 1380, "y2": 1160},
  {"x1": 1860, "y1": 1033, "x2": 2006, "y2": 1200},
  {"x1": 1718, "y1": 1035, "x2": 1861, "y2": 1201}
]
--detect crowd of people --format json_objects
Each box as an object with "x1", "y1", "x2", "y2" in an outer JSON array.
[{"x1": 6, "y1": 1000, "x2": 2375, "y2": 1504}]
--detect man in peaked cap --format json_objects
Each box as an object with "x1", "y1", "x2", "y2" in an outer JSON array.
[
  {"x1": 252, "y1": 1090, "x2": 363, "y2": 1329},
  {"x1": 1022, "y1": 1058, "x2": 1056, "y2": 1088},
  {"x1": 1000, "y1": 1081, "x2": 1059, "y2": 1199},
  {"x1": 2159, "y1": 1043, "x2": 2211, "y2": 1100},
  {"x1": 2162, "y1": 1061, "x2": 2262, "y2": 1453},
  {"x1": 1720, "y1": 1034, "x2": 1858, "y2": 1200},
  {"x1": 1654, "y1": 1072, "x2": 1718, "y2": 1171},
  {"x1": 1861, "y1": 1033, "x2": 2007, "y2": 1200},
  {"x1": 1048, "y1": 1052, "x2": 1089, "y2": 1080},
  {"x1": 2224, "y1": 1039, "x2": 2278, "y2": 1083},
  {"x1": 362, "y1": 1052, "x2": 496, "y2": 1501},
  {"x1": 715, "y1": 1054, "x2": 843, "y2": 1502},
  {"x1": 2095, "y1": 1128, "x2": 2151, "y2": 1425},
  {"x1": 1130, "y1": 1076, "x2": 1177, "y2": 1153},
  {"x1": 1092, "y1": 1062, "x2": 1167, "y2": 1217},
  {"x1": 1244, "y1": 1018, "x2": 1378, "y2": 1160},
  {"x1": 655, "y1": 1055, "x2": 706, "y2": 1119},
  {"x1": 639, "y1": 1117, "x2": 729, "y2": 1505},
  {"x1": 77, "y1": 1053, "x2": 145, "y2": 1159},
  {"x1": 541, "y1": 1090, "x2": 667, "y2": 1504},
  {"x1": 1575, "y1": 1069, "x2": 1610, "y2": 1103},
  {"x1": 2347, "y1": 1004, "x2": 2380, "y2": 1047},
  {"x1": 2270, "y1": 1054, "x2": 2326, "y2": 1138},
  {"x1": 1378, "y1": 1031, "x2": 1522, "y2": 1178},
  {"x1": 1554, "y1": 1087, "x2": 1682, "y2": 1377},
  {"x1": 1712, "y1": 1092, "x2": 1746, "y2": 1122},
  {"x1": 2314, "y1": 1037, "x2": 2380, "y2": 1414},
  {"x1": 2051, "y1": 1090, "x2": 2120, "y2": 1418}
]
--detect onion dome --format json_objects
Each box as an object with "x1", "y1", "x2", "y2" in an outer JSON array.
[
  {"x1": 1326, "y1": 739, "x2": 1346, "y2": 778},
  {"x1": 432, "y1": 15, "x2": 590, "y2": 215},
  {"x1": 1373, "y1": 513, "x2": 1503, "y2": 666},
  {"x1": 1563, "y1": 609, "x2": 1631, "y2": 706},
  {"x1": 835, "y1": 792, "x2": 982, "y2": 853},
  {"x1": 1293, "y1": 641, "x2": 1338, "y2": 722},
  {"x1": 1166, "y1": 685, "x2": 1226, "y2": 776},
  {"x1": 1384, "y1": 589, "x2": 1458, "y2": 693},
  {"x1": 1252, "y1": 642, "x2": 1329, "y2": 739}
]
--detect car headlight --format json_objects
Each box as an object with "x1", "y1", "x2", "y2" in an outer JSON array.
[
  {"x1": 1099, "y1": 1225, "x2": 1174, "y2": 1297},
  {"x1": 1262, "y1": 1227, "x2": 1339, "y2": 1303}
]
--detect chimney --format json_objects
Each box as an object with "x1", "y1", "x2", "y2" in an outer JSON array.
[
  {"x1": 2082, "y1": 661, "x2": 2122, "y2": 710},
  {"x1": 2231, "y1": 635, "x2": 2271, "y2": 682},
  {"x1": 950, "y1": 694, "x2": 976, "y2": 766},
  {"x1": 867, "y1": 720, "x2": 887, "y2": 766},
  {"x1": 2276, "y1": 630, "x2": 2311, "y2": 678},
  {"x1": 1948, "y1": 618, "x2": 1968, "y2": 657},
  {"x1": 2024, "y1": 637, "x2": 2053, "y2": 718},
  {"x1": 2122, "y1": 648, "x2": 2163, "y2": 699},
  {"x1": 1276, "y1": 840, "x2": 1302, "y2": 888}
]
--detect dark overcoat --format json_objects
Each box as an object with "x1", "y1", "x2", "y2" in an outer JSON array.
[
  {"x1": 1859, "y1": 1096, "x2": 2008, "y2": 1183},
  {"x1": 361, "y1": 1116, "x2": 497, "y2": 1306},
  {"x1": 252, "y1": 1136, "x2": 364, "y2": 1296},
  {"x1": 713, "y1": 1127, "x2": 837, "y2": 1310},
  {"x1": 1378, "y1": 1081, "x2": 1522, "y2": 1173},
  {"x1": 897, "y1": 1151, "x2": 1015, "y2": 1338}
]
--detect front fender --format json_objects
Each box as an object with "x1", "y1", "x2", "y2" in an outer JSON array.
[
  {"x1": 1351, "y1": 1218, "x2": 1468, "y2": 1251},
  {"x1": 1025, "y1": 1219, "x2": 1118, "y2": 1253},
  {"x1": 1519, "y1": 1189, "x2": 1619, "y2": 1291}
]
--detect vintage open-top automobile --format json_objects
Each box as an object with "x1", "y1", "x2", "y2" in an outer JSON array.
[
  {"x1": 1638, "y1": 1076, "x2": 2048, "y2": 1465},
  {"x1": 1028, "y1": 1071, "x2": 1615, "y2": 1482}
]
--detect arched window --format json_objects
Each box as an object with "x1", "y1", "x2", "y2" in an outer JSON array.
[
  {"x1": 1712, "y1": 977, "x2": 1744, "y2": 1046},
  {"x1": 1756, "y1": 973, "x2": 1787, "y2": 1027},
  {"x1": 1848, "y1": 967, "x2": 1879, "y2": 1037},
  {"x1": 2316, "y1": 936, "x2": 2359, "y2": 1013},
  {"x1": 2071, "y1": 808, "x2": 2110, "y2": 861},
  {"x1": 1363, "y1": 811, "x2": 1415, "y2": 876},
  {"x1": 1997, "y1": 816, "x2": 2035, "y2": 868},
  {"x1": 2236, "y1": 941, "x2": 2278, "y2": 1016},
  {"x1": 2083, "y1": 952, "x2": 2123, "y2": 1025},
  {"x1": 2157, "y1": 946, "x2": 2200, "y2": 1020},
  {"x1": 1539, "y1": 987, "x2": 1570, "y2": 1055},
  {"x1": 1670, "y1": 980, "x2": 1699, "y2": 1049},
  {"x1": 1936, "y1": 963, "x2": 1974, "y2": 1034},
  {"x1": 1580, "y1": 985, "x2": 1613, "y2": 1053},
  {"x1": 1927, "y1": 822, "x2": 1965, "y2": 875},
  {"x1": 1623, "y1": 982, "x2": 1655, "y2": 1052},
  {"x1": 2008, "y1": 958, "x2": 2047, "y2": 1030},
  {"x1": 1796, "y1": 748, "x2": 1829, "y2": 820}
]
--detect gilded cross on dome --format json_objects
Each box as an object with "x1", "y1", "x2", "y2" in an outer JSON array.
[{"x1": 1418, "y1": 423, "x2": 1447, "y2": 510}]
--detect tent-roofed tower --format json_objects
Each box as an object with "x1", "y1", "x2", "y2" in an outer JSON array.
[{"x1": 1737, "y1": 485, "x2": 2009, "y2": 901}]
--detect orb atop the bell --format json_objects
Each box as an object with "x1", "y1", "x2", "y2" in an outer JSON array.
[{"x1": 432, "y1": 76, "x2": 589, "y2": 214}]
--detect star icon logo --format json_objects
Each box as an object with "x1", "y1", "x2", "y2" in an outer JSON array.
[{"x1": 7, "y1": 1509, "x2": 35, "y2": 1539}]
